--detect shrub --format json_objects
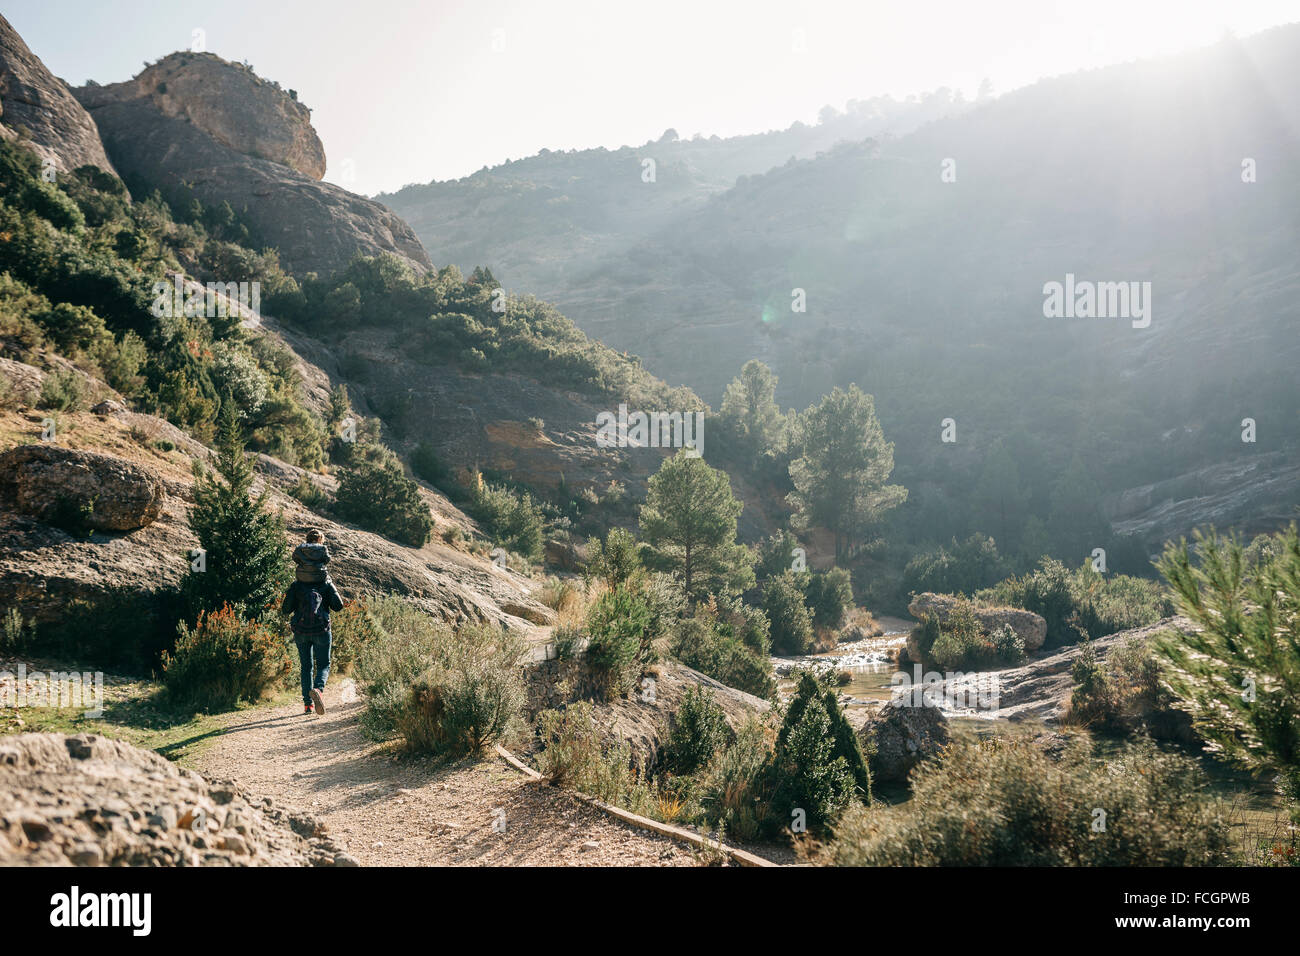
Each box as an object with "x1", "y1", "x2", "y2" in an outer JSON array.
[
  {"x1": 355, "y1": 598, "x2": 445, "y2": 739},
  {"x1": 764, "y1": 571, "x2": 813, "y2": 655},
  {"x1": 978, "y1": 558, "x2": 1173, "y2": 647},
  {"x1": 163, "y1": 605, "x2": 293, "y2": 712},
  {"x1": 699, "y1": 716, "x2": 774, "y2": 842},
  {"x1": 902, "y1": 533, "x2": 1009, "y2": 598},
  {"x1": 534, "y1": 702, "x2": 657, "y2": 813},
  {"x1": 803, "y1": 567, "x2": 854, "y2": 631},
  {"x1": 396, "y1": 623, "x2": 526, "y2": 757},
  {"x1": 923, "y1": 601, "x2": 1026, "y2": 672},
  {"x1": 410, "y1": 441, "x2": 450, "y2": 488},
  {"x1": 663, "y1": 686, "x2": 730, "y2": 776},
  {"x1": 584, "y1": 527, "x2": 642, "y2": 589},
  {"x1": 584, "y1": 585, "x2": 654, "y2": 699},
  {"x1": 1, "y1": 607, "x2": 34, "y2": 652},
  {"x1": 670, "y1": 613, "x2": 776, "y2": 699},
  {"x1": 327, "y1": 599, "x2": 383, "y2": 676},
  {"x1": 37, "y1": 368, "x2": 85, "y2": 411},
  {"x1": 335, "y1": 455, "x2": 433, "y2": 547},
  {"x1": 768, "y1": 671, "x2": 871, "y2": 835},
  {"x1": 469, "y1": 478, "x2": 544, "y2": 560},
  {"x1": 830, "y1": 735, "x2": 1233, "y2": 866}
]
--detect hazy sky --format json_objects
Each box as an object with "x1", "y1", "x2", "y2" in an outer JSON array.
[{"x1": 7, "y1": 1, "x2": 1297, "y2": 195}]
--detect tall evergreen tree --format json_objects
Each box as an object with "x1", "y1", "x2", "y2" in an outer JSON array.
[
  {"x1": 183, "y1": 402, "x2": 290, "y2": 619},
  {"x1": 788, "y1": 385, "x2": 907, "y2": 561},
  {"x1": 640, "y1": 451, "x2": 754, "y2": 603},
  {"x1": 1155, "y1": 526, "x2": 1300, "y2": 818},
  {"x1": 720, "y1": 359, "x2": 786, "y2": 468}
]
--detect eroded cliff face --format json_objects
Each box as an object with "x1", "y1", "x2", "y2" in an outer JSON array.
[
  {"x1": 73, "y1": 53, "x2": 432, "y2": 279},
  {"x1": 76, "y1": 51, "x2": 325, "y2": 179},
  {"x1": 0, "y1": 13, "x2": 116, "y2": 176}
]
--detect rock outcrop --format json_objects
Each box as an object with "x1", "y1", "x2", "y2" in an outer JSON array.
[
  {"x1": 0, "y1": 445, "x2": 165, "y2": 531},
  {"x1": 0, "y1": 404, "x2": 551, "y2": 634},
  {"x1": 0, "y1": 13, "x2": 116, "y2": 176},
  {"x1": 907, "y1": 592, "x2": 1047, "y2": 655},
  {"x1": 929, "y1": 616, "x2": 1191, "y2": 723},
  {"x1": 74, "y1": 53, "x2": 432, "y2": 278},
  {"x1": 0, "y1": 733, "x2": 354, "y2": 866},
  {"x1": 862, "y1": 696, "x2": 950, "y2": 784}
]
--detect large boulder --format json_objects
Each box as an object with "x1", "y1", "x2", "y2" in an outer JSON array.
[
  {"x1": 0, "y1": 445, "x2": 165, "y2": 531},
  {"x1": 908, "y1": 592, "x2": 1047, "y2": 654},
  {"x1": 0, "y1": 14, "x2": 117, "y2": 176},
  {"x1": 862, "y1": 695, "x2": 950, "y2": 784},
  {"x1": 75, "y1": 53, "x2": 433, "y2": 279},
  {"x1": 0, "y1": 733, "x2": 352, "y2": 866}
]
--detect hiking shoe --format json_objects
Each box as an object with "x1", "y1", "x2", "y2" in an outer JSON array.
[
  {"x1": 311, "y1": 689, "x2": 325, "y2": 715},
  {"x1": 303, "y1": 703, "x2": 314, "y2": 714}
]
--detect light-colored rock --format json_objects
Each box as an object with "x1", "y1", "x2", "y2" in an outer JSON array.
[
  {"x1": 908, "y1": 592, "x2": 1047, "y2": 653},
  {"x1": 0, "y1": 444, "x2": 165, "y2": 531},
  {"x1": 0, "y1": 14, "x2": 117, "y2": 176},
  {"x1": 862, "y1": 696, "x2": 950, "y2": 784},
  {"x1": 0, "y1": 733, "x2": 346, "y2": 866}
]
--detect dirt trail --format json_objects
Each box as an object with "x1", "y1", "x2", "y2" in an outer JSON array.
[{"x1": 194, "y1": 690, "x2": 697, "y2": 867}]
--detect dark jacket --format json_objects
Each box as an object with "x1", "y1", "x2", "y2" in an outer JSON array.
[{"x1": 281, "y1": 580, "x2": 344, "y2": 636}]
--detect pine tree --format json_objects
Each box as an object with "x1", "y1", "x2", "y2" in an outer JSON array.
[
  {"x1": 183, "y1": 402, "x2": 289, "y2": 619},
  {"x1": 720, "y1": 360, "x2": 785, "y2": 468},
  {"x1": 788, "y1": 385, "x2": 907, "y2": 561},
  {"x1": 1155, "y1": 526, "x2": 1300, "y2": 817},
  {"x1": 640, "y1": 451, "x2": 754, "y2": 604}
]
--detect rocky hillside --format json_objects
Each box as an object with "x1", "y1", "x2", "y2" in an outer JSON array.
[
  {"x1": 0, "y1": 13, "x2": 116, "y2": 176},
  {"x1": 74, "y1": 52, "x2": 431, "y2": 278},
  {"x1": 0, "y1": 355, "x2": 553, "y2": 635},
  {"x1": 0, "y1": 733, "x2": 353, "y2": 865}
]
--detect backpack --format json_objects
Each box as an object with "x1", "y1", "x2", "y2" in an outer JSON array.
[{"x1": 291, "y1": 584, "x2": 329, "y2": 633}]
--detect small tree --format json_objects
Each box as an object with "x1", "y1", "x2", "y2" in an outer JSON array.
[
  {"x1": 183, "y1": 403, "x2": 289, "y2": 619},
  {"x1": 788, "y1": 385, "x2": 906, "y2": 561},
  {"x1": 764, "y1": 571, "x2": 814, "y2": 654},
  {"x1": 719, "y1": 359, "x2": 786, "y2": 468},
  {"x1": 640, "y1": 451, "x2": 754, "y2": 604},
  {"x1": 335, "y1": 455, "x2": 434, "y2": 547},
  {"x1": 1155, "y1": 526, "x2": 1300, "y2": 816},
  {"x1": 585, "y1": 527, "x2": 642, "y2": 589}
]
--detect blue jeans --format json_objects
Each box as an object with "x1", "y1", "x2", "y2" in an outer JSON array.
[{"x1": 294, "y1": 630, "x2": 332, "y2": 705}]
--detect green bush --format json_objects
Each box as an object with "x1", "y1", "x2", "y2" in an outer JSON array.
[
  {"x1": 699, "y1": 716, "x2": 774, "y2": 842},
  {"x1": 769, "y1": 671, "x2": 871, "y2": 835},
  {"x1": 979, "y1": 558, "x2": 1173, "y2": 647},
  {"x1": 335, "y1": 455, "x2": 433, "y2": 547},
  {"x1": 902, "y1": 533, "x2": 1009, "y2": 598},
  {"x1": 670, "y1": 613, "x2": 776, "y2": 699},
  {"x1": 469, "y1": 478, "x2": 544, "y2": 560},
  {"x1": 831, "y1": 735, "x2": 1233, "y2": 866},
  {"x1": 163, "y1": 604, "x2": 293, "y2": 713},
  {"x1": 802, "y1": 567, "x2": 854, "y2": 631},
  {"x1": 396, "y1": 623, "x2": 526, "y2": 757},
  {"x1": 923, "y1": 602, "x2": 1026, "y2": 672},
  {"x1": 37, "y1": 368, "x2": 85, "y2": 411},
  {"x1": 353, "y1": 596, "x2": 446, "y2": 739},
  {"x1": 409, "y1": 440, "x2": 451, "y2": 488},
  {"x1": 585, "y1": 585, "x2": 655, "y2": 699},
  {"x1": 763, "y1": 571, "x2": 814, "y2": 655},
  {"x1": 663, "y1": 685, "x2": 731, "y2": 776}
]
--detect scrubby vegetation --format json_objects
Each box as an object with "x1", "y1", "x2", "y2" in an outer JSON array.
[
  {"x1": 909, "y1": 601, "x2": 1026, "y2": 672},
  {"x1": 162, "y1": 605, "x2": 293, "y2": 713},
  {"x1": 978, "y1": 558, "x2": 1174, "y2": 647},
  {"x1": 830, "y1": 735, "x2": 1232, "y2": 866},
  {"x1": 353, "y1": 597, "x2": 525, "y2": 756}
]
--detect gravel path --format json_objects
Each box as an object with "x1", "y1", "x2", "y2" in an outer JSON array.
[{"x1": 195, "y1": 692, "x2": 699, "y2": 867}]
